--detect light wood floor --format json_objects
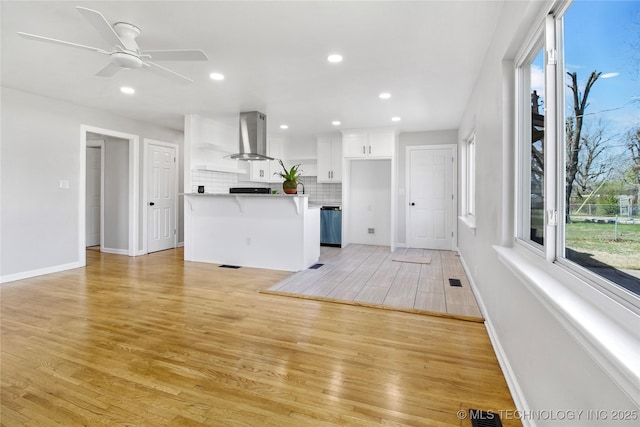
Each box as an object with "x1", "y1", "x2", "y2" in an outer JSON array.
[
  {"x1": 267, "y1": 245, "x2": 482, "y2": 320},
  {"x1": 1, "y1": 248, "x2": 520, "y2": 426}
]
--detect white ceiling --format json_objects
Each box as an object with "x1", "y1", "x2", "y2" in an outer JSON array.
[{"x1": 1, "y1": 1, "x2": 504, "y2": 137}]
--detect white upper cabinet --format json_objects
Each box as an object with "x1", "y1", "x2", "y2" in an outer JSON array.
[
  {"x1": 342, "y1": 129, "x2": 395, "y2": 158},
  {"x1": 317, "y1": 135, "x2": 342, "y2": 183},
  {"x1": 240, "y1": 136, "x2": 285, "y2": 183}
]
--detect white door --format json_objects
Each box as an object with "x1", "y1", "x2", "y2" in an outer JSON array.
[
  {"x1": 407, "y1": 146, "x2": 455, "y2": 250},
  {"x1": 147, "y1": 144, "x2": 176, "y2": 253},
  {"x1": 86, "y1": 146, "x2": 102, "y2": 247}
]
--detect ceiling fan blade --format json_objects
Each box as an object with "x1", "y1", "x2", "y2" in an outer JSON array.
[
  {"x1": 95, "y1": 62, "x2": 121, "y2": 77},
  {"x1": 76, "y1": 6, "x2": 125, "y2": 49},
  {"x1": 17, "y1": 32, "x2": 108, "y2": 54},
  {"x1": 140, "y1": 49, "x2": 209, "y2": 61},
  {"x1": 146, "y1": 61, "x2": 194, "y2": 84}
]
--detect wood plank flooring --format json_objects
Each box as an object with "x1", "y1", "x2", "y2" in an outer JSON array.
[
  {"x1": 1, "y1": 248, "x2": 520, "y2": 426},
  {"x1": 267, "y1": 245, "x2": 482, "y2": 320}
]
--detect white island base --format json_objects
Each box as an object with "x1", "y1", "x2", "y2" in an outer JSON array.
[{"x1": 184, "y1": 194, "x2": 320, "y2": 271}]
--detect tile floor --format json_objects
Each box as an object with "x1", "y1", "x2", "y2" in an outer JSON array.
[{"x1": 267, "y1": 244, "x2": 482, "y2": 319}]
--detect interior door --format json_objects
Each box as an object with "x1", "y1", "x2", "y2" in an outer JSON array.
[
  {"x1": 407, "y1": 146, "x2": 455, "y2": 250},
  {"x1": 147, "y1": 144, "x2": 176, "y2": 253},
  {"x1": 85, "y1": 145, "x2": 102, "y2": 247}
]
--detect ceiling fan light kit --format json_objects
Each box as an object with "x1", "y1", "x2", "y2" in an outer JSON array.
[{"x1": 17, "y1": 6, "x2": 208, "y2": 83}]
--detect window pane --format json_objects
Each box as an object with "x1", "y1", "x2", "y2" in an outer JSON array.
[
  {"x1": 468, "y1": 137, "x2": 476, "y2": 216},
  {"x1": 563, "y1": 0, "x2": 640, "y2": 296},
  {"x1": 530, "y1": 49, "x2": 545, "y2": 246}
]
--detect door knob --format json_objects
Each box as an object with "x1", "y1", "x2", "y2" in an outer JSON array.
[
  {"x1": 149, "y1": 202, "x2": 155, "y2": 206},
  {"x1": 410, "y1": 202, "x2": 415, "y2": 206}
]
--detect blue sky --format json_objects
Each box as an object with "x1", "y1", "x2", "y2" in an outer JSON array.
[
  {"x1": 563, "y1": 0, "x2": 640, "y2": 131},
  {"x1": 530, "y1": 0, "x2": 640, "y2": 156}
]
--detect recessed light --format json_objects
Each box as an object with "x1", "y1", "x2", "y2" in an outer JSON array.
[
  {"x1": 280, "y1": 124, "x2": 289, "y2": 129},
  {"x1": 327, "y1": 54, "x2": 343, "y2": 63},
  {"x1": 120, "y1": 86, "x2": 135, "y2": 95},
  {"x1": 391, "y1": 116, "x2": 401, "y2": 122},
  {"x1": 209, "y1": 72, "x2": 225, "y2": 81},
  {"x1": 331, "y1": 121, "x2": 341, "y2": 126},
  {"x1": 379, "y1": 92, "x2": 391, "y2": 99}
]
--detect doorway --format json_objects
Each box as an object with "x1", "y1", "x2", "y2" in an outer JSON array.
[
  {"x1": 80, "y1": 125, "x2": 139, "y2": 265},
  {"x1": 406, "y1": 145, "x2": 456, "y2": 250},
  {"x1": 85, "y1": 141, "x2": 103, "y2": 248}
]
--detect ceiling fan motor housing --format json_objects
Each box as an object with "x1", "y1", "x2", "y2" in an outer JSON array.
[
  {"x1": 113, "y1": 22, "x2": 141, "y2": 52},
  {"x1": 111, "y1": 51, "x2": 143, "y2": 69}
]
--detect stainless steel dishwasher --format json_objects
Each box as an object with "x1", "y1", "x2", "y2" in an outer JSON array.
[{"x1": 320, "y1": 206, "x2": 342, "y2": 247}]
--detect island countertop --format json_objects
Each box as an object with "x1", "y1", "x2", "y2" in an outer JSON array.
[
  {"x1": 183, "y1": 193, "x2": 320, "y2": 271},
  {"x1": 182, "y1": 192, "x2": 309, "y2": 198},
  {"x1": 181, "y1": 193, "x2": 320, "y2": 208}
]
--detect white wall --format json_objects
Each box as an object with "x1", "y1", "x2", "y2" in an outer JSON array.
[
  {"x1": 103, "y1": 136, "x2": 129, "y2": 252},
  {"x1": 348, "y1": 159, "x2": 391, "y2": 245},
  {"x1": 457, "y1": 1, "x2": 638, "y2": 424},
  {"x1": 0, "y1": 87, "x2": 183, "y2": 281}
]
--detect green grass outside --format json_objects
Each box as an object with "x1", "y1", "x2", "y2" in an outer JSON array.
[{"x1": 565, "y1": 220, "x2": 640, "y2": 270}]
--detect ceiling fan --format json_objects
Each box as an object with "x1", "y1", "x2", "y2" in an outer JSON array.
[{"x1": 17, "y1": 6, "x2": 208, "y2": 83}]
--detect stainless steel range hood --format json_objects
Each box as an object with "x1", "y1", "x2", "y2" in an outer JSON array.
[{"x1": 229, "y1": 111, "x2": 274, "y2": 161}]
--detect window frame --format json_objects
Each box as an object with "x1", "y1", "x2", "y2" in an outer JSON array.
[
  {"x1": 466, "y1": 133, "x2": 476, "y2": 219},
  {"x1": 515, "y1": 22, "x2": 545, "y2": 254},
  {"x1": 514, "y1": 3, "x2": 640, "y2": 312},
  {"x1": 460, "y1": 131, "x2": 477, "y2": 230}
]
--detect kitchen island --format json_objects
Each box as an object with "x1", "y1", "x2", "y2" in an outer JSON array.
[{"x1": 183, "y1": 193, "x2": 320, "y2": 271}]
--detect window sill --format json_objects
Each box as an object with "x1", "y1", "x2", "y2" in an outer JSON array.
[
  {"x1": 494, "y1": 244, "x2": 640, "y2": 406},
  {"x1": 458, "y1": 215, "x2": 476, "y2": 232}
]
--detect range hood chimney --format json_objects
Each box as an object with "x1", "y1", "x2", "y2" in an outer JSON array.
[{"x1": 229, "y1": 111, "x2": 274, "y2": 161}]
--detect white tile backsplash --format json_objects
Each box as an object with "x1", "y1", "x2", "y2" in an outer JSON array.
[
  {"x1": 299, "y1": 176, "x2": 342, "y2": 205},
  {"x1": 191, "y1": 170, "x2": 341, "y2": 205}
]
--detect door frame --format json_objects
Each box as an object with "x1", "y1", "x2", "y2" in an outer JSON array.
[
  {"x1": 79, "y1": 125, "x2": 139, "y2": 265},
  {"x1": 405, "y1": 144, "x2": 457, "y2": 250},
  {"x1": 85, "y1": 139, "x2": 105, "y2": 250},
  {"x1": 142, "y1": 139, "x2": 179, "y2": 254}
]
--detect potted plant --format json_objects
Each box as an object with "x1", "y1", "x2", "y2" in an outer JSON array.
[{"x1": 274, "y1": 158, "x2": 302, "y2": 194}]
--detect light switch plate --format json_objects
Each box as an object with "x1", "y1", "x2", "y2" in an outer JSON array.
[{"x1": 59, "y1": 180, "x2": 70, "y2": 189}]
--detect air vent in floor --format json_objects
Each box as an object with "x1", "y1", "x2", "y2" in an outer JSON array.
[
  {"x1": 449, "y1": 278, "x2": 462, "y2": 287},
  {"x1": 469, "y1": 409, "x2": 503, "y2": 427},
  {"x1": 220, "y1": 265, "x2": 240, "y2": 269},
  {"x1": 309, "y1": 263, "x2": 324, "y2": 269}
]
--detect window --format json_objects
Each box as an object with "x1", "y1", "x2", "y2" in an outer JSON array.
[
  {"x1": 518, "y1": 44, "x2": 546, "y2": 248},
  {"x1": 467, "y1": 134, "x2": 476, "y2": 218},
  {"x1": 461, "y1": 132, "x2": 476, "y2": 225},
  {"x1": 516, "y1": 0, "x2": 640, "y2": 304}
]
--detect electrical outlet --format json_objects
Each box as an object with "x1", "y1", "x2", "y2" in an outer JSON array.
[{"x1": 368, "y1": 228, "x2": 375, "y2": 234}]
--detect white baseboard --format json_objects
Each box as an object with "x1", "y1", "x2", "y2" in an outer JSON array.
[
  {"x1": 458, "y1": 255, "x2": 534, "y2": 427},
  {"x1": 101, "y1": 247, "x2": 129, "y2": 255},
  {"x1": 0, "y1": 261, "x2": 84, "y2": 284}
]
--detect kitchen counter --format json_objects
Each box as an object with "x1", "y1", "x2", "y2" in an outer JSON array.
[{"x1": 183, "y1": 193, "x2": 320, "y2": 271}]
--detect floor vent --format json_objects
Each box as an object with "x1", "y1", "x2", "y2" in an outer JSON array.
[
  {"x1": 309, "y1": 263, "x2": 324, "y2": 269},
  {"x1": 219, "y1": 265, "x2": 240, "y2": 269},
  {"x1": 449, "y1": 278, "x2": 463, "y2": 287},
  {"x1": 469, "y1": 409, "x2": 503, "y2": 427}
]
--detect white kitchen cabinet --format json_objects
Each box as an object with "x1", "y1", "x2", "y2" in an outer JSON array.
[
  {"x1": 240, "y1": 160, "x2": 285, "y2": 183},
  {"x1": 317, "y1": 135, "x2": 342, "y2": 183},
  {"x1": 342, "y1": 129, "x2": 395, "y2": 158},
  {"x1": 238, "y1": 136, "x2": 287, "y2": 183},
  {"x1": 249, "y1": 161, "x2": 270, "y2": 182}
]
